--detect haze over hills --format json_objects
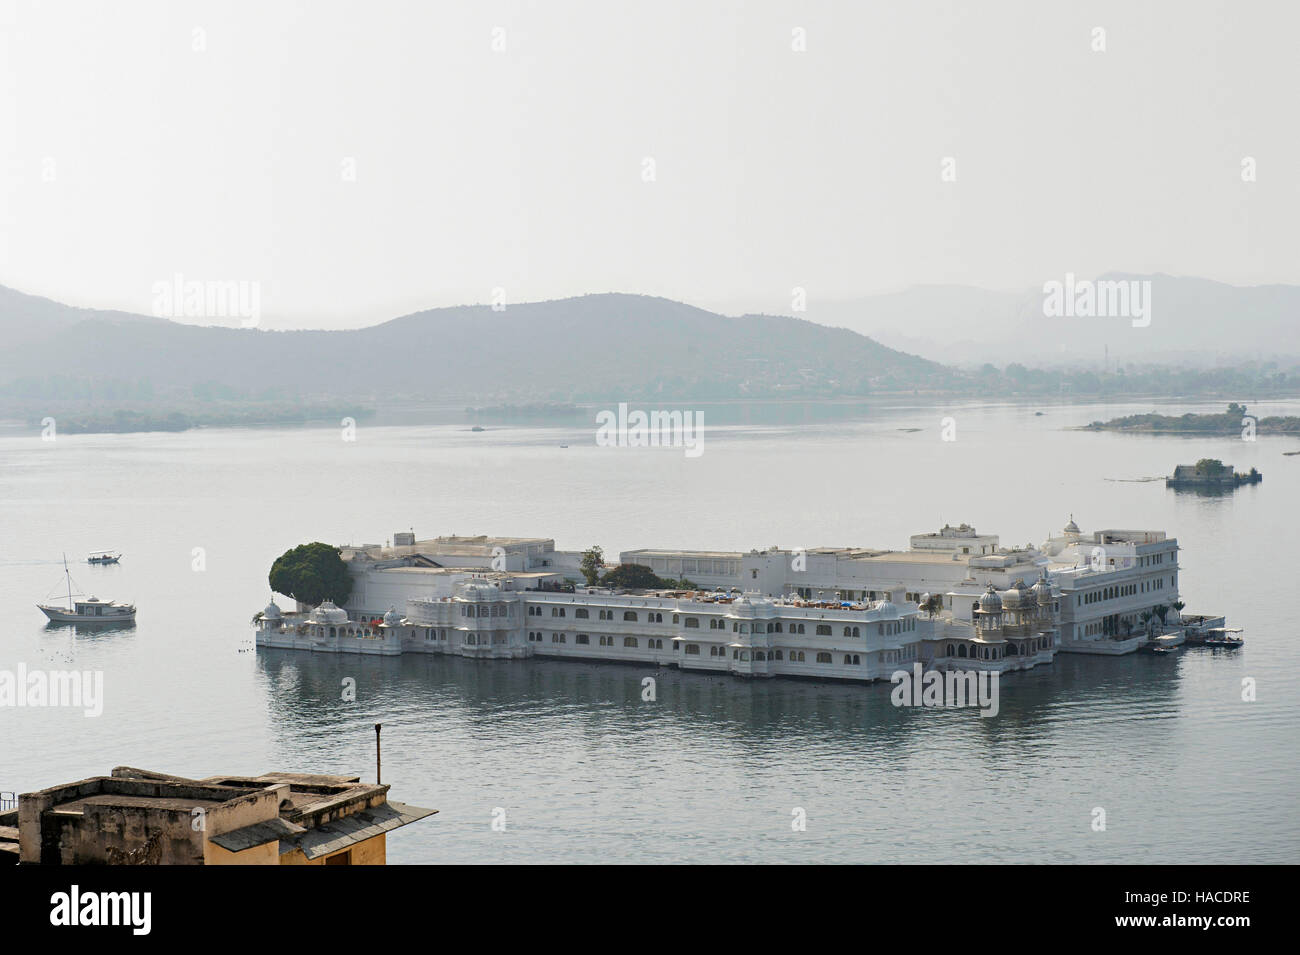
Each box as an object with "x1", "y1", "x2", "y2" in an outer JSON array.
[
  {"x1": 0, "y1": 287, "x2": 951, "y2": 406},
  {"x1": 728, "y1": 275, "x2": 1300, "y2": 367}
]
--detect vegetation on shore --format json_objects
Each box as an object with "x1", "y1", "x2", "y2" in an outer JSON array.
[
  {"x1": 1081, "y1": 403, "x2": 1300, "y2": 434},
  {"x1": 29, "y1": 404, "x2": 375, "y2": 435}
]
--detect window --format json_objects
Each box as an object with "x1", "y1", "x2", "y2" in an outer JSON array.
[
  {"x1": 623, "y1": 611, "x2": 637, "y2": 622},
  {"x1": 685, "y1": 644, "x2": 700, "y2": 655},
  {"x1": 816, "y1": 652, "x2": 832, "y2": 663},
  {"x1": 624, "y1": 636, "x2": 638, "y2": 647},
  {"x1": 816, "y1": 624, "x2": 831, "y2": 636},
  {"x1": 774, "y1": 650, "x2": 783, "y2": 660},
  {"x1": 685, "y1": 617, "x2": 699, "y2": 628},
  {"x1": 576, "y1": 633, "x2": 589, "y2": 644},
  {"x1": 576, "y1": 608, "x2": 589, "y2": 619}
]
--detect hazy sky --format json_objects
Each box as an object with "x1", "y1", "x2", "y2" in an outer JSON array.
[{"x1": 2, "y1": 0, "x2": 1296, "y2": 328}]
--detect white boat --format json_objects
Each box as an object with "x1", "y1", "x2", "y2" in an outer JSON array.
[
  {"x1": 38, "y1": 555, "x2": 136, "y2": 623},
  {"x1": 87, "y1": 551, "x2": 121, "y2": 565}
]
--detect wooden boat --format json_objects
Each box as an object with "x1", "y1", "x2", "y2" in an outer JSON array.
[
  {"x1": 1200, "y1": 627, "x2": 1244, "y2": 648},
  {"x1": 87, "y1": 551, "x2": 121, "y2": 565},
  {"x1": 38, "y1": 555, "x2": 135, "y2": 623}
]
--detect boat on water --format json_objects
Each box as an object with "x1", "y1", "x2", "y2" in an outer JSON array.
[
  {"x1": 1196, "y1": 627, "x2": 1245, "y2": 648},
  {"x1": 37, "y1": 555, "x2": 135, "y2": 623},
  {"x1": 1142, "y1": 643, "x2": 1179, "y2": 655},
  {"x1": 87, "y1": 551, "x2": 121, "y2": 565}
]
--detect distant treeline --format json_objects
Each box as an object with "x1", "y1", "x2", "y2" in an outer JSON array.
[
  {"x1": 967, "y1": 363, "x2": 1300, "y2": 398},
  {"x1": 465, "y1": 402, "x2": 584, "y2": 419},
  {"x1": 34, "y1": 405, "x2": 376, "y2": 435},
  {"x1": 0, "y1": 376, "x2": 302, "y2": 403},
  {"x1": 1081, "y1": 403, "x2": 1300, "y2": 434}
]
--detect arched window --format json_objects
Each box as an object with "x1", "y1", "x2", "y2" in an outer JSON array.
[
  {"x1": 958, "y1": 644, "x2": 967, "y2": 657},
  {"x1": 816, "y1": 652, "x2": 832, "y2": 664},
  {"x1": 623, "y1": 611, "x2": 637, "y2": 621}
]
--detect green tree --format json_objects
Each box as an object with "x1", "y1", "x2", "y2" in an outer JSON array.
[
  {"x1": 269, "y1": 542, "x2": 353, "y2": 607},
  {"x1": 659, "y1": 576, "x2": 700, "y2": 590},
  {"x1": 601, "y1": 563, "x2": 664, "y2": 590},
  {"x1": 921, "y1": 593, "x2": 945, "y2": 618},
  {"x1": 579, "y1": 545, "x2": 605, "y2": 586}
]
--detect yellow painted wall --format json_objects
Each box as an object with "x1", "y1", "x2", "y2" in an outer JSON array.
[
  {"x1": 205, "y1": 840, "x2": 279, "y2": 865},
  {"x1": 279, "y1": 832, "x2": 386, "y2": 865}
]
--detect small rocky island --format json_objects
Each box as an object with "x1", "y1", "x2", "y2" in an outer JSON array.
[
  {"x1": 1082, "y1": 402, "x2": 1300, "y2": 435},
  {"x1": 1167, "y1": 458, "x2": 1262, "y2": 489}
]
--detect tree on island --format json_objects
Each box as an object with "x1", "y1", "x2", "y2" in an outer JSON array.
[
  {"x1": 1153, "y1": 604, "x2": 1170, "y2": 627},
  {"x1": 1194, "y1": 458, "x2": 1227, "y2": 476},
  {"x1": 579, "y1": 545, "x2": 605, "y2": 586},
  {"x1": 600, "y1": 563, "x2": 698, "y2": 591},
  {"x1": 268, "y1": 542, "x2": 353, "y2": 607}
]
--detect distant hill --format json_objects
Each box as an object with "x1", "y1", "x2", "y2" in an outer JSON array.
[
  {"x1": 0, "y1": 288, "x2": 953, "y2": 405},
  {"x1": 790, "y1": 275, "x2": 1300, "y2": 366}
]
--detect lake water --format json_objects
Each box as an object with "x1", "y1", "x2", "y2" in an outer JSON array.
[{"x1": 2, "y1": 397, "x2": 1297, "y2": 863}]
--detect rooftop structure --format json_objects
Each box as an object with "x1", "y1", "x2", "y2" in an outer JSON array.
[{"x1": 0, "y1": 766, "x2": 434, "y2": 865}]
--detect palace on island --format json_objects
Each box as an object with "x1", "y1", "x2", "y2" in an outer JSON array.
[{"x1": 254, "y1": 517, "x2": 1219, "y2": 683}]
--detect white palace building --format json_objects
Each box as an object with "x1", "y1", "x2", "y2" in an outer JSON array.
[{"x1": 254, "y1": 517, "x2": 1213, "y2": 683}]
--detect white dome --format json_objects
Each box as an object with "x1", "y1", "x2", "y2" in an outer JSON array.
[
  {"x1": 727, "y1": 595, "x2": 756, "y2": 617},
  {"x1": 1002, "y1": 580, "x2": 1029, "y2": 609},
  {"x1": 1031, "y1": 575, "x2": 1054, "y2": 604},
  {"x1": 457, "y1": 581, "x2": 502, "y2": 601},
  {"x1": 874, "y1": 599, "x2": 899, "y2": 618},
  {"x1": 382, "y1": 607, "x2": 402, "y2": 626},
  {"x1": 977, "y1": 586, "x2": 1003, "y2": 613},
  {"x1": 262, "y1": 600, "x2": 282, "y2": 619},
  {"x1": 310, "y1": 600, "x2": 349, "y2": 624}
]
